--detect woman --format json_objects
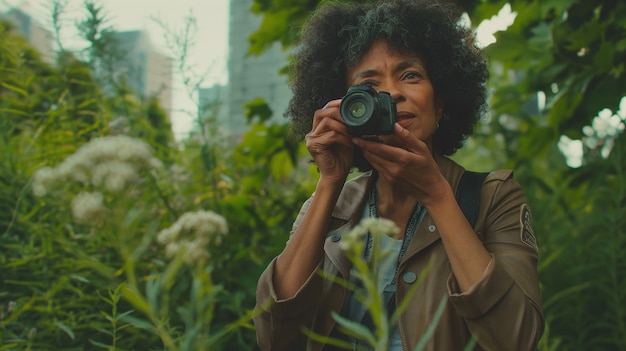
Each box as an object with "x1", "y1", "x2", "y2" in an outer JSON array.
[{"x1": 254, "y1": 1, "x2": 544, "y2": 350}]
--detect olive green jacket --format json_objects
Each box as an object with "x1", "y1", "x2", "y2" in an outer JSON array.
[{"x1": 254, "y1": 155, "x2": 544, "y2": 351}]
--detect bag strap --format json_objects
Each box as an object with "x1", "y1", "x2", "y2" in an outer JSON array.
[{"x1": 455, "y1": 171, "x2": 489, "y2": 228}]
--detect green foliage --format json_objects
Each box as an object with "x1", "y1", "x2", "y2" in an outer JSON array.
[
  {"x1": 76, "y1": 0, "x2": 125, "y2": 91},
  {"x1": 460, "y1": 2, "x2": 626, "y2": 348},
  {"x1": 1, "y1": 4, "x2": 297, "y2": 349},
  {"x1": 160, "y1": 94, "x2": 316, "y2": 349},
  {"x1": 466, "y1": 1, "x2": 626, "y2": 350},
  {"x1": 533, "y1": 135, "x2": 626, "y2": 350},
  {"x1": 477, "y1": 0, "x2": 626, "y2": 162},
  {"x1": 247, "y1": 0, "x2": 319, "y2": 55},
  {"x1": 244, "y1": 97, "x2": 273, "y2": 123}
]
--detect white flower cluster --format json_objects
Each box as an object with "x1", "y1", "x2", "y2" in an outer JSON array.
[
  {"x1": 558, "y1": 96, "x2": 626, "y2": 168},
  {"x1": 31, "y1": 136, "x2": 163, "y2": 224},
  {"x1": 71, "y1": 191, "x2": 109, "y2": 224},
  {"x1": 32, "y1": 135, "x2": 163, "y2": 197},
  {"x1": 31, "y1": 166, "x2": 57, "y2": 198},
  {"x1": 340, "y1": 217, "x2": 400, "y2": 251},
  {"x1": 156, "y1": 210, "x2": 228, "y2": 265}
]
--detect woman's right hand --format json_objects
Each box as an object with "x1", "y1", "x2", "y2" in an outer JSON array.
[{"x1": 306, "y1": 99, "x2": 354, "y2": 184}]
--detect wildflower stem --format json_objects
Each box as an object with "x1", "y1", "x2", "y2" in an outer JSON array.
[{"x1": 147, "y1": 170, "x2": 179, "y2": 219}]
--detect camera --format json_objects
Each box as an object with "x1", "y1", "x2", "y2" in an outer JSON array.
[{"x1": 339, "y1": 84, "x2": 397, "y2": 137}]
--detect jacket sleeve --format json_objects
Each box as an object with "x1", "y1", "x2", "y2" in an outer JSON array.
[
  {"x1": 253, "y1": 197, "x2": 325, "y2": 351},
  {"x1": 254, "y1": 257, "x2": 325, "y2": 351},
  {"x1": 447, "y1": 170, "x2": 544, "y2": 351}
]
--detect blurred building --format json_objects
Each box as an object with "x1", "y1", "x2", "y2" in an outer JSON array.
[
  {"x1": 1, "y1": 8, "x2": 54, "y2": 64},
  {"x1": 1, "y1": 7, "x2": 173, "y2": 127},
  {"x1": 197, "y1": 84, "x2": 229, "y2": 137},
  {"x1": 224, "y1": 0, "x2": 292, "y2": 135},
  {"x1": 112, "y1": 30, "x2": 174, "y2": 117}
]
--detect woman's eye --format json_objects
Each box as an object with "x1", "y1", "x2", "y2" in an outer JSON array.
[
  {"x1": 360, "y1": 81, "x2": 376, "y2": 87},
  {"x1": 403, "y1": 71, "x2": 424, "y2": 80}
]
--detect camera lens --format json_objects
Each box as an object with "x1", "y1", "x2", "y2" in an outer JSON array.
[
  {"x1": 340, "y1": 85, "x2": 379, "y2": 130},
  {"x1": 340, "y1": 84, "x2": 396, "y2": 136},
  {"x1": 348, "y1": 101, "x2": 367, "y2": 118}
]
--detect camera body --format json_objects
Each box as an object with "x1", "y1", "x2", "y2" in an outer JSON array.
[{"x1": 339, "y1": 84, "x2": 397, "y2": 137}]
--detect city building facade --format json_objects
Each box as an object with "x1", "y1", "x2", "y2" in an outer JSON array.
[
  {"x1": 112, "y1": 30, "x2": 174, "y2": 116},
  {"x1": 225, "y1": 0, "x2": 292, "y2": 135},
  {"x1": 2, "y1": 8, "x2": 54, "y2": 64}
]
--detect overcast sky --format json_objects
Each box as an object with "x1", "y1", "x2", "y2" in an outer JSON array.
[{"x1": 2, "y1": 0, "x2": 230, "y2": 138}]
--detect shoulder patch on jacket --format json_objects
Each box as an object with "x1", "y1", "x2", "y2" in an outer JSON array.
[{"x1": 519, "y1": 204, "x2": 538, "y2": 251}]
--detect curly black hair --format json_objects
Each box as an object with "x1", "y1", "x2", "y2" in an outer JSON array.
[{"x1": 286, "y1": 0, "x2": 489, "y2": 171}]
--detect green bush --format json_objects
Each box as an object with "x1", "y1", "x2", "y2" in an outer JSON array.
[{"x1": 0, "y1": 14, "x2": 315, "y2": 350}]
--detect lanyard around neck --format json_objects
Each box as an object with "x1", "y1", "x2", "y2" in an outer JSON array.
[{"x1": 364, "y1": 186, "x2": 424, "y2": 285}]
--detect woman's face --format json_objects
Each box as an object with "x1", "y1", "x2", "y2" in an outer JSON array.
[{"x1": 345, "y1": 41, "x2": 442, "y2": 147}]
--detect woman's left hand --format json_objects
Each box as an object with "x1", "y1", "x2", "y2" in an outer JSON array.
[
  {"x1": 356, "y1": 124, "x2": 492, "y2": 293},
  {"x1": 353, "y1": 123, "x2": 448, "y2": 206}
]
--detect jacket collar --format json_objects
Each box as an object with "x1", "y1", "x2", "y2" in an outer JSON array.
[{"x1": 331, "y1": 171, "x2": 376, "y2": 221}]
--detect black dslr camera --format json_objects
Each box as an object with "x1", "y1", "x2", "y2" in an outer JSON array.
[{"x1": 339, "y1": 84, "x2": 397, "y2": 137}]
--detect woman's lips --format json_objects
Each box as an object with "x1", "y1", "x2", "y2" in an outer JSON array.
[{"x1": 396, "y1": 113, "x2": 414, "y2": 128}]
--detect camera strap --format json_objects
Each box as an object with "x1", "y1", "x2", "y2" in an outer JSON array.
[
  {"x1": 456, "y1": 170, "x2": 489, "y2": 228},
  {"x1": 360, "y1": 186, "x2": 423, "y2": 331}
]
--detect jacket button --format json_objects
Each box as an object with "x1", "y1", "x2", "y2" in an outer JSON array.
[
  {"x1": 402, "y1": 272, "x2": 417, "y2": 284},
  {"x1": 428, "y1": 225, "x2": 436, "y2": 232},
  {"x1": 331, "y1": 234, "x2": 341, "y2": 242}
]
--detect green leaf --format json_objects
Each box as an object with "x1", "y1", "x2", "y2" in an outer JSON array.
[
  {"x1": 543, "y1": 283, "x2": 591, "y2": 310},
  {"x1": 528, "y1": 22, "x2": 553, "y2": 52},
  {"x1": 244, "y1": 97, "x2": 273, "y2": 123},
  {"x1": 331, "y1": 311, "x2": 377, "y2": 346},
  {"x1": 484, "y1": 31, "x2": 527, "y2": 61},
  {"x1": 517, "y1": 127, "x2": 555, "y2": 159},
  {"x1": 118, "y1": 315, "x2": 157, "y2": 333},
  {"x1": 55, "y1": 321, "x2": 75, "y2": 340},
  {"x1": 269, "y1": 150, "x2": 293, "y2": 180},
  {"x1": 546, "y1": 72, "x2": 593, "y2": 130},
  {"x1": 162, "y1": 254, "x2": 185, "y2": 291},
  {"x1": 1, "y1": 81, "x2": 28, "y2": 96},
  {"x1": 469, "y1": 1, "x2": 508, "y2": 24},
  {"x1": 0, "y1": 108, "x2": 31, "y2": 116},
  {"x1": 88, "y1": 339, "x2": 112, "y2": 349},
  {"x1": 121, "y1": 286, "x2": 152, "y2": 315},
  {"x1": 592, "y1": 42, "x2": 614, "y2": 72},
  {"x1": 180, "y1": 325, "x2": 203, "y2": 351},
  {"x1": 565, "y1": 19, "x2": 604, "y2": 51},
  {"x1": 68, "y1": 274, "x2": 89, "y2": 283},
  {"x1": 145, "y1": 274, "x2": 162, "y2": 314},
  {"x1": 413, "y1": 296, "x2": 447, "y2": 351}
]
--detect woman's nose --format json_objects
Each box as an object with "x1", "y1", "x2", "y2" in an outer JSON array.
[{"x1": 379, "y1": 82, "x2": 405, "y2": 103}]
